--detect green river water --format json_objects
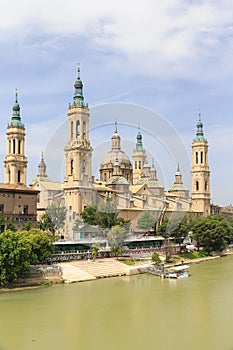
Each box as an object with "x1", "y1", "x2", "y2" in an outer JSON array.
[{"x1": 1, "y1": 256, "x2": 233, "y2": 350}]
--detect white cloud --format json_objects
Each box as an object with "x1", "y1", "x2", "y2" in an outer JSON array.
[{"x1": 1, "y1": 0, "x2": 232, "y2": 81}]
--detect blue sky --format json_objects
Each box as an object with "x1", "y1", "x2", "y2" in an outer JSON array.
[{"x1": 0, "y1": 0, "x2": 233, "y2": 206}]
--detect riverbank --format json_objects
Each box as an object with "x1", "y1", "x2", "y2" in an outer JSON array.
[{"x1": 1, "y1": 252, "x2": 232, "y2": 292}]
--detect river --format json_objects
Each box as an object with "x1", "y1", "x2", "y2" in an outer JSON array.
[{"x1": 1, "y1": 256, "x2": 233, "y2": 350}]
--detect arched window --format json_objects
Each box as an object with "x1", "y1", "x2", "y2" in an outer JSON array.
[
  {"x1": 196, "y1": 181, "x2": 199, "y2": 191},
  {"x1": 13, "y1": 139, "x2": 16, "y2": 154},
  {"x1": 83, "y1": 121, "x2": 86, "y2": 139},
  {"x1": 9, "y1": 140, "x2": 11, "y2": 154},
  {"x1": 17, "y1": 170, "x2": 21, "y2": 183},
  {"x1": 205, "y1": 181, "x2": 208, "y2": 191},
  {"x1": 200, "y1": 151, "x2": 203, "y2": 163},
  {"x1": 71, "y1": 121, "x2": 73, "y2": 139},
  {"x1": 18, "y1": 140, "x2": 21, "y2": 154},
  {"x1": 82, "y1": 159, "x2": 86, "y2": 173},
  {"x1": 196, "y1": 152, "x2": 198, "y2": 164},
  {"x1": 139, "y1": 161, "x2": 141, "y2": 169},
  {"x1": 70, "y1": 160, "x2": 74, "y2": 175},
  {"x1": 135, "y1": 161, "x2": 137, "y2": 169},
  {"x1": 76, "y1": 120, "x2": 80, "y2": 138}
]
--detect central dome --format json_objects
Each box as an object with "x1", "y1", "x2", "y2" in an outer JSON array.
[
  {"x1": 102, "y1": 150, "x2": 131, "y2": 165},
  {"x1": 99, "y1": 123, "x2": 133, "y2": 183}
]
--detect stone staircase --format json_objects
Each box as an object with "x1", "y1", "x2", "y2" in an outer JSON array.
[
  {"x1": 72, "y1": 259, "x2": 128, "y2": 278},
  {"x1": 59, "y1": 259, "x2": 129, "y2": 283}
]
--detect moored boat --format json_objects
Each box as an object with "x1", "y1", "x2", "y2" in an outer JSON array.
[{"x1": 166, "y1": 264, "x2": 189, "y2": 279}]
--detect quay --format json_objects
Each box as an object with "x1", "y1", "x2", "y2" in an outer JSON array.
[{"x1": 58, "y1": 258, "x2": 147, "y2": 283}]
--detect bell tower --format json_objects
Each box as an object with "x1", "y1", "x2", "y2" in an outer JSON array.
[
  {"x1": 191, "y1": 113, "x2": 211, "y2": 215},
  {"x1": 4, "y1": 91, "x2": 28, "y2": 185},
  {"x1": 132, "y1": 126, "x2": 147, "y2": 184},
  {"x1": 63, "y1": 66, "x2": 93, "y2": 215}
]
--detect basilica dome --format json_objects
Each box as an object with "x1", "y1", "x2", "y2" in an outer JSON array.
[{"x1": 99, "y1": 123, "x2": 133, "y2": 184}]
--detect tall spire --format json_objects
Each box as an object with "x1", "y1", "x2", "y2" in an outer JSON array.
[
  {"x1": 111, "y1": 122, "x2": 121, "y2": 151},
  {"x1": 136, "y1": 125, "x2": 143, "y2": 152},
  {"x1": 10, "y1": 90, "x2": 24, "y2": 127},
  {"x1": 194, "y1": 111, "x2": 206, "y2": 142},
  {"x1": 73, "y1": 64, "x2": 86, "y2": 107},
  {"x1": 175, "y1": 163, "x2": 182, "y2": 184},
  {"x1": 115, "y1": 119, "x2": 118, "y2": 133},
  {"x1": 37, "y1": 151, "x2": 47, "y2": 178}
]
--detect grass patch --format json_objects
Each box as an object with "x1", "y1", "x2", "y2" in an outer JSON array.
[
  {"x1": 119, "y1": 259, "x2": 147, "y2": 266},
  {"x1": 40, "y1": 281, "x2": 53, "y2": 287},
  {"x1": 180, "y1": 250, "x2": 209, "y2": 260}
]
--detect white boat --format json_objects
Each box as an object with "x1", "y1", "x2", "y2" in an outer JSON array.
[{"x1": 166, "y1": 264, "x2": 189, "y2": 279}]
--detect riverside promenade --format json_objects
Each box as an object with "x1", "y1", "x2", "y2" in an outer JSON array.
[{"x1": 58, "y1": 258, "x2": 146, "y2": 283}]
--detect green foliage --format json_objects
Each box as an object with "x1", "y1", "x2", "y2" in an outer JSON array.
[
  {"x1": 45, "y1": 201, "x2": 67, "y2": 233},
  {"x1": 24, "y1": 229, "x2": 54, "y2": 264},
  {"x1": 107, "y1": 225, "x2": 128, "y2": 248},
  {"x1": 110, "y1": 246, "x2": 122, "y2": 259},
  {"x1": 91, "y1": 243, "x2": 99, "y2": 261},
  {"x1": 192, "y1": 215, "x2": 230, "y2": 253},
  {"x1": 151, "y1": 252, "x2": 161, "y2": 265},
  {"x1": 81, "y1": 204, "x2": 98, "y2": 225},
  {"x1": 0, "y1": 231, "x2": 31, "y2": 285},
  {"x1": 0, "y1": 212, "x2": 5, "y2": 232},
  {"x1": 23, "y1": 220, "x2": 32, "y2": 231},
  {"x1": 0, "y1": 229, "x2": 54, "y2": 286},
  {"x1": 157, "y1": 218, "x2": 169, "y2": 235},
  {"x1": 81, "y1": 202, "x2": 130, "y2": 229},
  {"x1": 73, "y1": 218, "x2": 83, "y2": 233},
  {"x1": 6, "y1": 217, "x2": 16, "y2": 232},
  {"x1": 37, "y1": 212, "x2": 55, "y2": 234},
  {"x1": 180, "y1": 250, "x2": 208, "y2": 260},
  {"x1": 137, "y1": 211, "x2": 156, "y2": 230}
]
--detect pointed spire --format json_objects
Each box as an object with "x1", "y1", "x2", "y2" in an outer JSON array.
[
  {"x1": 111, "y1": 121, "x2": 121, "y2": 151},
  {"x1": 37, "y1": 151, "x2": 47, "y2": 178},
  {"x1": 194, "y1": 110, "x2": 206, "y2": 142},
  {"x1": 175, "y1": 164, "x2": 183, "y2": 184},
  {"x1": 136, "y1": 124, "x2": 143, "y2": 152},
  {"x1": 73, "y1": 64, "x2": 86, "y2": 107},
  {"x1": 10, "y1": 90, "x2": 24, "y2": 127},
  {"x1": 115, "y1": 119, "x2": 118, "y2": 133}
]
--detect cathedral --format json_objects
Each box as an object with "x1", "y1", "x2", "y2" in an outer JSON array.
[{"x1": 1, "y1": 67, "x2": 211, "y2": 236}]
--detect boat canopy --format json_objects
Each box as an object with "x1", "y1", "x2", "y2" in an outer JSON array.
[{"x1": 170, "y1": 265, "x2": 189, "y2": 272}]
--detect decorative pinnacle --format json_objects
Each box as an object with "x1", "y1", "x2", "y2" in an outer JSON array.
[
  {"x1": 115, "y1": 119, "x2": 118, "y2": 133},
  {"x1": 77, "y1": 63, "x2": 80, "y2": 78},
  {"x1": 15, "y1": 88, "x2": 18, "y2": 101},
  {"x1": 198, "y1": 109, "x2": 201, "y2": 119}
]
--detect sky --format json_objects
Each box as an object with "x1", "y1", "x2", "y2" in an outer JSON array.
[{"x1": 0, "y1": 0, "x2": 233, "y2": 206}]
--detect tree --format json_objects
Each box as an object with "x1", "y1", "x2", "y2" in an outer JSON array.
[
  {"x1": 37, "y1": 212, "x2": 55, "y2": 235},
  {"x1": 0, "y1": 212, "x2": 4, "y2": 233},
  {"x1": 137, "y1": 211, "x2": 156, "y2": 230},
  {"x1": 0, "y1": 231, "x2": 31, "y2": 285},
  {"x1": 80, "y1": 204, "x2": 98, "y2": 225},
  {"x1": 6, "y1": 217, "x2": 16, "y2": 232},
  {"x1": 25, "y1": 229, "x2": 54, "y2": 264},
  {"x1": 96, "y1": 201, "x2": 119, "y2": 228},
  {"x1": 151, "y1": 252, "x2": 161, "y2": 265},
  {"x1": 107, "y1": 225, "x2": 128, "y2": 248},
  {"x1": 193, "y1": 215, "x2": 230, "y2": 253},
  {"x1": 91, "y1": 243, "x2": 99, "y2": 261},
  {"x1": 45, "y1": 201, "x2": 67, "y2": 235},
  {"x1": 23, "y1": 220, "x2": 32, "y2": 231},
  {"x1": 110, "y1": 246, "x2": 122, "y2": 259},
  {"x1": 81, "y1": 202, "x2": 130, "y2": 229}
]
